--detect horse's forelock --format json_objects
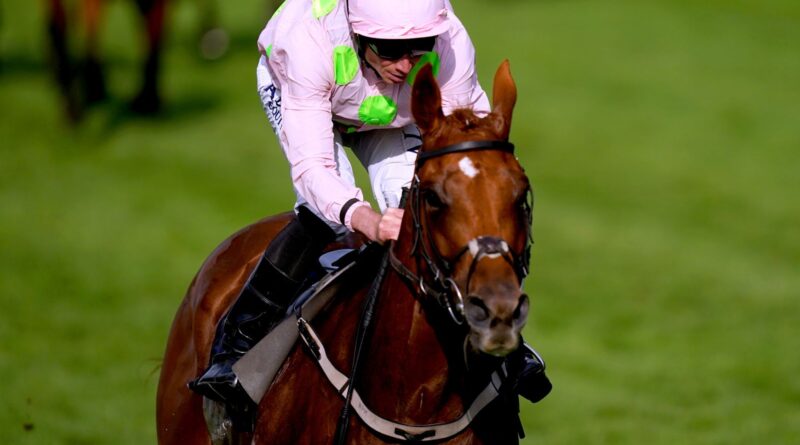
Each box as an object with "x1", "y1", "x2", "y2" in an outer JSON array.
[
  {"x1": 421, "y1": 108, "x2": 503, "y2": 152},
  {"x1": 448, "y1": 109, "x2": 483, "y2": 131}
]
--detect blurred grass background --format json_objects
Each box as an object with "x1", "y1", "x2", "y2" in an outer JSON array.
[{"x1": 1, "y1": 0, "x2": 798, "y2": 443}]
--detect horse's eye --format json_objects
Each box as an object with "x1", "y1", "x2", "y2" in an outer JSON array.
[
  {"x1": 423, "y1": 189, "x2": 445, "y2": 209},
  {"x1": 518, "y1": 190, "x2": 533, "y2": 222},
  {"x1": 516, "y1": 195, "x2": 529, "y2": 211}
]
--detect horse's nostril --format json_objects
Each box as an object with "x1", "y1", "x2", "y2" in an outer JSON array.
[
  {"x1": 465, "y1": 296, "x2": 490, "y2": 323},
  {"x1": 513, "y1": 294, "x2": 529, "y2": 321}
]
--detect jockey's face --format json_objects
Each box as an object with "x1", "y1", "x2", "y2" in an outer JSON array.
[{"x1": 364, "y1": 46, "x2": 422, "y2": 84}]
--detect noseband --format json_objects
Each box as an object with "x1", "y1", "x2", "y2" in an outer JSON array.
[{"x1": 390, "y1": 140, "x2": 533, "y2": 325}]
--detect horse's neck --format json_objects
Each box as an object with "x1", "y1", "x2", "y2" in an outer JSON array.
[{"x1": 357, "y1": 265, "x2": 468, "y2": 423}]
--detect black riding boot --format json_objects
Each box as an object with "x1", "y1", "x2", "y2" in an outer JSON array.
[
  {"x1": 514, "y1": 342, "x2": 552, "y2": 403},
  {"x1": 189, "y1": 207, "x2": 336, "y2": 405}
]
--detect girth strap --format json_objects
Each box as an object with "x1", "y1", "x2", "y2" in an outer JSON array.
[{"x1": 297, "y1": 318, "x2": 506, "y2": 442}]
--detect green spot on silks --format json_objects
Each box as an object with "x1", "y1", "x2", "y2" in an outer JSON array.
[
  {"x1": 312, "y1": 0, "x2": 337, "y2": 18},
  {"x1": 271, "y1": 1, "x2": 287, "y2": 20},
  {"x1": 266, "y1": 44, "x2": 273, "y2": 58},
  {"x1": 406, "y1": 51, "x2": 441, "y2": 86},
  {"x1": 359, "y1": 96, "x2": 397, "y2": 126},
  {"x1": 346, "y1": 126, "x2": 357, "y2": 134},
  {"x1": 333, "y1": 46, "x2": 359, "y2": 85}
]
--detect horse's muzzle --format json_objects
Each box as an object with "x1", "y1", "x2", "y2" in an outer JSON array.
[{"x1": 464, "y1": 292, "x2": 529, "y2": 356}]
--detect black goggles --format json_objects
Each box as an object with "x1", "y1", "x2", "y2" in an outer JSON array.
[{"x1": 359, "y1": 36, "x2": 436, "y2": 60}]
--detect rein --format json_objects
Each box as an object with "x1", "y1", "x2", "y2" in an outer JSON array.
[{"x1": 333, "y1": 189, "x2": 410, "y2": 445}]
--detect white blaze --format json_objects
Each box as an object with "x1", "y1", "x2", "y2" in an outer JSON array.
[{"x1": 458, "y1": 156, "x2": 479, "y2": 178}]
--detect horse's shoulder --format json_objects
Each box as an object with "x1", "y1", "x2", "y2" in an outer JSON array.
[
  {"x1": 193, "y1": 212, "x2": 294, "y2": 293},
  {"x1": 181, "y1": 213, "x2": 295, "y2": 352}
]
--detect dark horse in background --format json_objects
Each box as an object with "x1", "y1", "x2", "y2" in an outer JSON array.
[
  {"x1": 44, "y1": 0, "x2": 167, "y2": 121},
  {"x1": 157, "y1": 61, "x2": 535, "y2": 444},
  {"x1": 43, "y1": 0, "x2": 284, "y2": 123}
]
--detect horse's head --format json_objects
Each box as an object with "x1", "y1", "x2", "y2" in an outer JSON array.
[{"x1": 400, "y1": 61, "x2": 533, "y2": 357}]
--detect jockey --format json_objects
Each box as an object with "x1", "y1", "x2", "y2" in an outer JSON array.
[{"x1": 190, "y1": 0, "x2": 551, "y2": 412}]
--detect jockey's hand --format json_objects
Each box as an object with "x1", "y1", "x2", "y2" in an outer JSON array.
[{"x1": 351, "y1": 206, "x2": 404, "y2": 243}]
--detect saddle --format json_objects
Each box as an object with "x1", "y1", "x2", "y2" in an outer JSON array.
[{"x1": 232, "y1": 245, "x2": 379, "y2": 403}]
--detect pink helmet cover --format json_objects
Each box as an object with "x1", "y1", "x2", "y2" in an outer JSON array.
[{"x1": 348, "y1": 0, "x2": 451, "y2": 39}]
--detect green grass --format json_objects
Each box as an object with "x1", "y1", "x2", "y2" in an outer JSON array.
[{"x1": 1, "y1": 0, "x2": 798, "y2": 443}]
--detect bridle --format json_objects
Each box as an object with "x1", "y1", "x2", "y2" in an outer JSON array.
[
  {"x1": 389, "y1": 139, "x2": 534, "y2": 325},
  {"x1": 310, "y1": 139, "x2": 534, "y2": 443}
]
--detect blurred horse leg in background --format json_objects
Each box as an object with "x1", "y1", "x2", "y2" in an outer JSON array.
[
  {"x1": 82, "y1": 0, "x2": 107, "y2": 105},
  {"x1": 45, "y1": 0, "x2": 82, "y2": 121},
  {"x1": 42, "y1": 0, "x2": 282, "y2": 122},
  {"x1": 130, "y1": 0, "x2": 167, "y2": 113},
  {"x1": 43, "y1": 0, "x2": 168, "y2": 122}
]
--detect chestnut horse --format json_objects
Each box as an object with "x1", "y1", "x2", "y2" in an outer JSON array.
[
  {"x1": 45, "y1": 0, "x2": 167, "y2": 121},
  {"x1": 157, "y1": 60, "x2": 534, "y2": 444}
]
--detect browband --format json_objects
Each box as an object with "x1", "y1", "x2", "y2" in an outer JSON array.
[{"x1": 416, "y1": 140, "x2": 515, "y2": 168}]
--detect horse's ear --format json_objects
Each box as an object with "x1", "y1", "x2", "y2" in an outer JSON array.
[
  {"x1": 491, "y1": 59, "x2": 517, "y2": 139},
  {"x1": 412, "y1": 63, "x2": 444, "y2": 135}
]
